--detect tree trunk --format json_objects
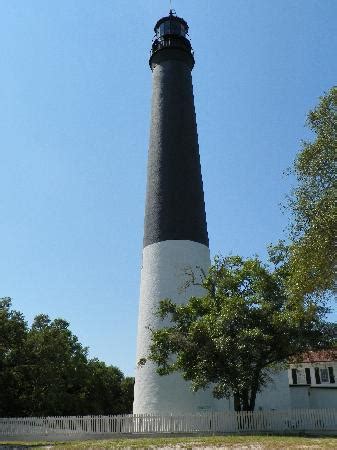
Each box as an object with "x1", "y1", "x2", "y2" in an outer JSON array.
[
  {"x1": 233, "y1": 393, "x2": 241, "y2": 411},
  {"x1": 242, "y1": 389, "x2": 250, "y2": 411},
  {"x1": 248, "y1": 370, "x2": 261, "y2": 411},
  {"x1": 249, "y1": 385, "x2": 258, "y2": 411}
]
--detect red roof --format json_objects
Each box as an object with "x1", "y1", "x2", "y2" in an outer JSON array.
[{"x1": 291, "y1": 349, "x2": 337, "y2": 363}]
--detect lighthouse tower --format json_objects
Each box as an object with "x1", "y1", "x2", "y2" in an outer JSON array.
[{"x1": 134, "y1": 11, "x2": 212, "y2": 414}]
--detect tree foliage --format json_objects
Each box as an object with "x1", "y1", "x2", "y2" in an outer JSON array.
[
  {"x1": 0, "y1": 298, "x2": 28, "y2": 416},
  {"x1": 22, "y1": 314, "x2": 89, "y2": 416},
  {"x1": 0, "y1": 298, "x2": 134, "y2": 417},
  {"x1": 285, "y1": 86, "x2": 336, "y2": 299},
  {"x1": 140, "y1": 256, "x2": 335, "y2": 411}
]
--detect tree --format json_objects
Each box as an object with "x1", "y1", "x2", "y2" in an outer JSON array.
[
  {"x1": 0, "y1": 298, "x2": 28, "y2": 416},
  {"x1": 140, "y1": 256, "x2": 335, "y2": 411},
  {"x1": 83, "y1": 360, "x2": 125, "y2": 415},
  {"x1": 120, "y1": 377, "x2": 135, "y2": 414},
  {"x1": 23, "y1": 314, "x2": 89, "y2": 416},
  {"x1": 0, "y1": 298, "x2": 134, "y2": 416},
  {"x1": 285, "y1": 87, "x2": 336, "y2": 300},
  {"x1": 82, "y1": 362, "x2": 134, "y2": 415}
]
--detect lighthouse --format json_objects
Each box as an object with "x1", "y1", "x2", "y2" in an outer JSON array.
[{"x1": 133, "y1": 11, "x2": 212, "y2": 414}]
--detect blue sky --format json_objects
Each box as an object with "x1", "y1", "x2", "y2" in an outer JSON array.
[{"x1": 1, "y1": 0, "x2": 336, "y2": 376}]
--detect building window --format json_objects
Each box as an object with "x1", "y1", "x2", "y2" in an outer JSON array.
[
  {"x1": 305, "y1": 368, "x2": 311, "y2": 384},
  {"x1": 320, "y1": 368, "x2": 329, "y2": 383},
  {"x1": 296, "y1": 366, "x2": 336, "y2": 385},
  {"x1": 328, "y1": 367, "x2": 335, "y2": 383},
  {"x1": 291, "y1": 368, "x2": 312, "y2": 385},
  {"x1": 297, "y1": 369, "x2": 307, "y2": 384},
  {"x1": 291, "y1": 368, "x2": 297, "y2": 384}
]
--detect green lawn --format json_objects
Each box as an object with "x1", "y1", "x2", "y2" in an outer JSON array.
[{"x1": 1, "y1": 435, "x2": 337, "y2": 449}]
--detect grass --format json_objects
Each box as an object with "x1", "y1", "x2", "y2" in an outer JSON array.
[{"x1": 1, "y1": 434, "x2": 337, "y2": 449}]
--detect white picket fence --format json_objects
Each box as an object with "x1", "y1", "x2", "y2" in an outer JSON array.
[{"x1": 0, "y1": 409, "x2": 336, "y2": 439}]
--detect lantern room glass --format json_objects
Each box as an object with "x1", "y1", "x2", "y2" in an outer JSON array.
[{"x1": 156, "y1": 19, "x2": 187, "y2": 38}]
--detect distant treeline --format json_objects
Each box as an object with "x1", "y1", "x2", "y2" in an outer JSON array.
[{"x1": 0, "y1": 298, "x2": 134, "y2": 417}]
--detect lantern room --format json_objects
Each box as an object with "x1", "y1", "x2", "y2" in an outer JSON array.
[
  {"x1": 154, "y1": 10, "x2": 189, "y2": 39},
  {"x1": 149, "y1": 10, "x2": 194, "y2": 69}
]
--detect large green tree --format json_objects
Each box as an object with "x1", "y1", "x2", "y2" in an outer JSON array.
[
  {"x1": 0, "y1": 298, "x2": 134, "y2": 416},
  {"x1": 23, "y1": 314, "x2": 89, "y2": 416},
  {"x1": 83, "y1": 359, "x2": 125, "y2": 415},
  {"x1": 285, "y1": 86, "x2": 336, "y2": 299},
  {"x1": 140, "y1": 256, "x2": 335, "y2": 411}
]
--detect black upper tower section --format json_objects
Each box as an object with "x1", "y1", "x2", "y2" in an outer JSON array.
[{"x1": 143, "y1": 11, "x2": 209, "y2": 248}]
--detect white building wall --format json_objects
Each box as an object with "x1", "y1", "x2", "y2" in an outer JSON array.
[
  {"x1": 310, "y1": 388, "x2": 337, "y2": 408},
  {"x1": 290, "y1": 386, "x2": 311, "y2": 409},
  {"x1": 255, "y1": 371, "x2": 291, "y2": 411},
  {"x1": 134, "y1": 239, "x2": 213, "y2": 414}
]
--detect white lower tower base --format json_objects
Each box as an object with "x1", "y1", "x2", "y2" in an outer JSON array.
[{"x1": 134, "y1": 239, "x2": 212, "y2": 414}]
